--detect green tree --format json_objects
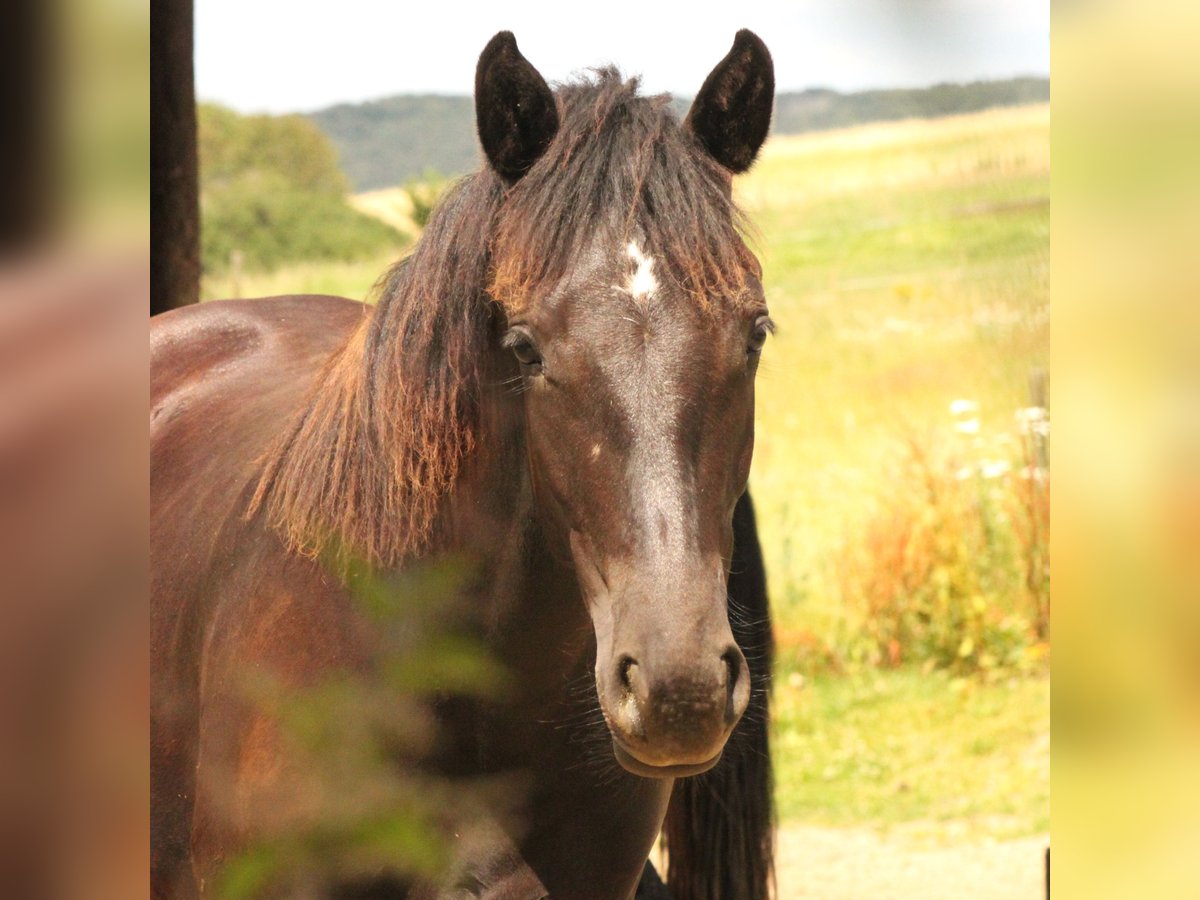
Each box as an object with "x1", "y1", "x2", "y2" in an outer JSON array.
[{"x1": 198, "y1": 103, "x2": 403, "y2": 275}]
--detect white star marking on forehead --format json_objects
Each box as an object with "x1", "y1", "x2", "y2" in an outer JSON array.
[{"x1": 624, "y1": 242, "x2": 658, "y2": 303}]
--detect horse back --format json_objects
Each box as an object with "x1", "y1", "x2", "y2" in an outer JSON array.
[{"x1": 150, "y1": 295, "x2": 364, "y2": 896}]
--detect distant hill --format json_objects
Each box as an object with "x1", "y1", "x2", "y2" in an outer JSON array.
[
  {"x1": 772, "y1": 77, "x2": 1050, "y2": 135},
  {"x1": 310, "y1": 77, "x2": 1049, "y2": 192},
  {"x1": 311, "y1": 96, "x2": 476, "y2": 195}
]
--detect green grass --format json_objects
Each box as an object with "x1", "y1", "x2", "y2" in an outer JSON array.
[
  {"x1": 201, "y1": 249, "x2": 400, "y2": 302},
  {"x1": 773, "y1": 667, "x2": 1049, "y2": 840}
]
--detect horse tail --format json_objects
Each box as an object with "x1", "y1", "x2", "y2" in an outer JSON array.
[{"x1": 663, "y1": 490, "x2": 775, "y2": 899}]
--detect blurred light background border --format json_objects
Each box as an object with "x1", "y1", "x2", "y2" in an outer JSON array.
[
  {"x1": 4, "y1": 0, "x2": 1200, "y2": 894},
  {"x1": 0, "y1": 0, "x2": 147, "y2": 896},
  {"x1": 1053, "y1": 0, "x2": 1200, "y2": 896}
]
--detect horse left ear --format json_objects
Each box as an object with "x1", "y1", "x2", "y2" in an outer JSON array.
[
  {"x1": 475, "y1": 31, "x2": 560, "y2": 183},
  {"x1": 685, "y1": 30, "x2": 774, "y2": 174}
]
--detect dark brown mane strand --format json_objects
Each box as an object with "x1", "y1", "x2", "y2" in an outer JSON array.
[
  {"x1": 249, "y1": 172, "x2": 505, "y2": 567},
  {"x1": 490, "y1": 68, "x2": 758, "y2": 313}
]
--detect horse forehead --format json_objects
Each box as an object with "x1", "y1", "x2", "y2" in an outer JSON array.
[
  {"x1": 551, "y1": 239, "x2": 699, "y2": 322},
  {"x1": 563, "y1": 288, "x2": 709, "y2": 367},
  {"x1": 585, "y1": 302, "x2": 717, "y2": 411},
  {"x1": 533, "y1": 237, "x2": 724, "y2": 371}
]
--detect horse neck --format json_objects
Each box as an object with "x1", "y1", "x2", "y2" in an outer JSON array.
[{"x1": 443, "y1": 383, "x2": 594, "y2": 700}]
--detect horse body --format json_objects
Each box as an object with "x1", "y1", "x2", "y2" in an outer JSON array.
[{"x1": 152, "y1": 31, "x2": 776, "y2": 899}]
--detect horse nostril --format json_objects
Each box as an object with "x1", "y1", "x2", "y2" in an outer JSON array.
[
  {"x1": 722, "y1": 648, "x2": 740, "y2": 691},
  {"x1": 721, "y1": 647, "x2": 747, "y2": 720},
  {"x1": 618, "y1": 655, "x2": 638, "y2": 693}
]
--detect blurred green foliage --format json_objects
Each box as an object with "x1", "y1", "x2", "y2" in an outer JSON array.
[
  {"x1": 198, "y1": 103, "x2": 404, "y2": 278},
  {"x1": 215, "y1": 557, "x2": 510, "y2": 898}
]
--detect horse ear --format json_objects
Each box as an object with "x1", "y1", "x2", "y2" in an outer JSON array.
[
  {"x1": 475, "y1": 32, "x2": 559, "y2": 183},
  {"x1": 685, "y1": 30, "x2": 774, "y2": 174}
]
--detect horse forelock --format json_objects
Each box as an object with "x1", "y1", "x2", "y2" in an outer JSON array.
[{"x1": 489, "y1": 68, "x2": 760, "y2": 314}]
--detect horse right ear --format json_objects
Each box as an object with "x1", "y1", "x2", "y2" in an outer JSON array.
[{"x1": 475, "y1": 32, "x2": 559, "y2": 183}]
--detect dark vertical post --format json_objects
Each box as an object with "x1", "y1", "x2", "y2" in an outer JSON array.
[
  {"x1": 0, "y1": 0, "x2": 55, "y2": 251},
  {"x1": 151, "y1": 0, "x2": 200, "y2": 315}
]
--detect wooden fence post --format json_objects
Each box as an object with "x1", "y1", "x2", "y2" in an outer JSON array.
[{"x1": 151, "y1": 0, "x2": 200, "y2": 315}]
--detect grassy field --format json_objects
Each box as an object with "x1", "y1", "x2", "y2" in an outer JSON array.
[
  {"x1": 738, "y1": 105, "x2": 1049, "y2": 634},
  {"x1": 200, "y1": 105, "x2": 1050, "y2": 840},
  {"x1": 775, "y1": 668, "x2": 1048, "y2": 837},
  {"x1": 739, "y1": 106, "x2": 1048, "y2": 839}
]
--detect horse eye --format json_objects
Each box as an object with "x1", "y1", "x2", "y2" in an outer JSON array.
[
  {"x1": 503, "y1": 328, "x2": 543, "y2": 373},
  {"x1": 748, "y1": 316, "x2": 774, "y2": 355}
]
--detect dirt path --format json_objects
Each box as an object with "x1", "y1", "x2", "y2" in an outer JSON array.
[{"x1": 774, "y1": 825, "x2": 1048, "y2": 899}]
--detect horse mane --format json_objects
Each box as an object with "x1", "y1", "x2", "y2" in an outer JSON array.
[
  {"x1": 251, "y1": 68, "x2": 758, "y2": 567},
  {"x1": 664, "y1": 490, "x2": 775, "y2": 899}
]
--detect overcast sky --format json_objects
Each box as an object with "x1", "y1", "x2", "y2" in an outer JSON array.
[{"x1": 196, "y1": 0, "x2": 1049, "y2": 115}]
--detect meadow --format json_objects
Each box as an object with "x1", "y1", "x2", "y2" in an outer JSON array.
[
  {"x1": 201, "y1": 104, "x2": 1050, "y2": 844},
  {"x1": 741, "y1": 106, "x2": 1049, "y2": 647},
  {"x1": 743, "y1": 105, "x2": 1049, "y2": 844}
]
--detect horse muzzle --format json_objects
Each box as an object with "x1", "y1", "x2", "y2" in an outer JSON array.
[{"x1": 600, "y1": 644, "x2": 750, "y2": 778}]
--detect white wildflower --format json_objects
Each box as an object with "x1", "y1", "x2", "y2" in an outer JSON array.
[
  {"x1": 949, "y1": 399, "x2": 979, "y2": 416},
  {"x1": 980, "y1": 459, "x2": 1011, "y2": 480},
  {"x1": 1020, "y1": 465, "x2": 1049, "y2": 485},
  {"x1": 1016, "y1": 406, "x2": 1049, "y2": 434}
]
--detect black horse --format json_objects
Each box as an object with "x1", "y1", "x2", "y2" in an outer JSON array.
[{"x1": 152, "y1": 31, "x2": 775, "y2": 898}]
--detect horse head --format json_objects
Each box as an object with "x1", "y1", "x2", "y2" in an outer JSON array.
[{"x1": 476, "y1": 31, "x2": 775, "y2": 777}]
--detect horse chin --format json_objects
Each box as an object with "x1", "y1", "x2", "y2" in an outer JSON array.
[{"x1": 610, "y1": 742, "x2": 724, "y2": 779}]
